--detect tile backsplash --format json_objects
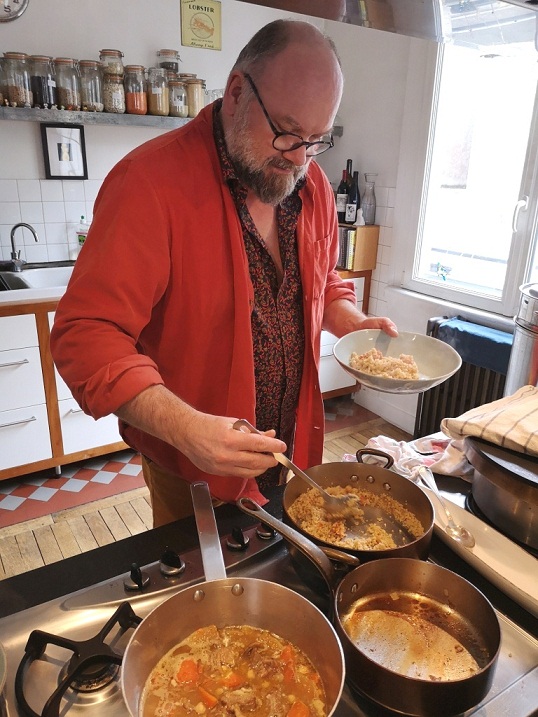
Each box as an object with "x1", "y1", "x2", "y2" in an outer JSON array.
[{"x1": 0, "y1": 178, "x2": 102, "y2": 263}]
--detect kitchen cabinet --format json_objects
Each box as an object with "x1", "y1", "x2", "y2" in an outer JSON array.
[
  {"x1": 0, "y1": 301, "x2": 127, "y2": 482},
  {"x1": 0, "y1": 314, "x2": 53, "y2": 471}
]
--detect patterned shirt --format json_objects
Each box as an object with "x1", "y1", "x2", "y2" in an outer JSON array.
[{"x1": 213, "y1": 101, "x2": 305, "y2": 489}]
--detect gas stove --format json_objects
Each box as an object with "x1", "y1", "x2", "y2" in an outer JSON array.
[{"x1": 0, "y1": 484, "x2": 537, "y2": 717}]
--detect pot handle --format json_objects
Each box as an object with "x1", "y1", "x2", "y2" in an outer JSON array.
[
  {"x1": 356, "y1": 447, "x2": 394, "y2": 469},
  {"x1": 236, "y1": 497, "x2": 341, "y2": 594}
]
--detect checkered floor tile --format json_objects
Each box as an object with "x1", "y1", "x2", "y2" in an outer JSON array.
[{"x1": 0, "y1": 450, "x2": 144, "y2": 528}]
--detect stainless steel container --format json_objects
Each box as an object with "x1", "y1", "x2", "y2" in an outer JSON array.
[{"x1": 504, "y1": 283, "x2": 538, "y2": 396}]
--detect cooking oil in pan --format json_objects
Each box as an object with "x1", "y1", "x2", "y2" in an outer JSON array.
[{"x1": 341, "y1": 591, "x2": 489, "y2": 681}]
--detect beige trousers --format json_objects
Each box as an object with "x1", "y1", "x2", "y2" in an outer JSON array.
[{"x1": 141, "y1": 456, "x2": 223, "y2": 528}]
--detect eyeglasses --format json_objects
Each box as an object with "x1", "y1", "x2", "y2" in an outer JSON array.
[{"x1": 244, "y1": 73, "x2": 334, "y2": 157}]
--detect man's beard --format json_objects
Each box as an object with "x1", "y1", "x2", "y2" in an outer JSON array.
[{"x1": 225, "y1": 101, "x2": 307, "y2": 205}]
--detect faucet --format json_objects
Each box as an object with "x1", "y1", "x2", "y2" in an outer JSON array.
[{"x1": 10, "y1": 223, "x2": 39, "y2": 272}]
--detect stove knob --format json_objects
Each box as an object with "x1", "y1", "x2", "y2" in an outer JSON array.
[
  {"x1": 124, "y1": 562, "x2": 150, "y2": 591},
  {"x1": 160, "y1": 547, "x2": 186, "y2": 577},
  {"x1": 226, "y1": 526, "x2": 250, "y2": 551},
  {"x1": 256, "y1": 524, "x2": 276, "y2": 540}
]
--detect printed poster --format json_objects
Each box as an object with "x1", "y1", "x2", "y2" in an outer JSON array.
[{"x1": 181, "y1": 0, "x2": 222, "y2": 51}]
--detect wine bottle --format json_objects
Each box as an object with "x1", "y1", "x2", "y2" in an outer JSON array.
[
  {"x1": 345, "y1": 171, "x2": 360, "y2": 224},
  {"x1": 336, "y1": 169, "x2": 348, "y2": 223},
  {"x1": 346, "y1": 159, "x2": 353, "y2": 192}
]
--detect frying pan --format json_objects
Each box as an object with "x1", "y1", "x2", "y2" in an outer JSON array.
[
  {"x1": 121, "y1": 482, "x2": 345, "y2": 717},
  {"x1": 282, "y1": 449, "x2": 434, "y2": 563},
  {"x1": 237, "y1": 498, "x2": 501, "y2": 717}
]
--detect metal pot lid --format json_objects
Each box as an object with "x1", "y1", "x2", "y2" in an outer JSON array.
[{"x1": 464, "y1": 437, "x2": 538, "y2": 488}]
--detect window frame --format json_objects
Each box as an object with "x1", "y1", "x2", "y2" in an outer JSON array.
[{"x1": 396, "y1": 40, "x2": 538, "y2": 318}]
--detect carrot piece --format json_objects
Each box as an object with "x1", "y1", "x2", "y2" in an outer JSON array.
[
  {"x1": 221, "y1": 671, "x2": 244, "y2": 688},
  {"x1": 198, "y1": 685, "x2": 218, "y2": 708},
  {"x1": 287, "y1": 700, "x2": 310, "y2": 717},
  {"x1": 176, "y1": 659, "x2": 200, "y2": 683}
]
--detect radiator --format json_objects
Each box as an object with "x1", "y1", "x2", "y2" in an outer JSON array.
[{"x1": 413, "y1": 316, "x2": 513, "y2": 439}]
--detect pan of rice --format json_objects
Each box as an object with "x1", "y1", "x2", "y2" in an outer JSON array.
[{"x1": 281, "y1": 448, "x2": 434, "y2": 566}]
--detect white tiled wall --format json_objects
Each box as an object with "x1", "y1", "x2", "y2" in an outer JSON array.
[
  {"x1": 367, "y1": 184, "x2": 396, "y2": 321},
  {"x1": 0, "y1": 178, "x2": 102, "y2": 263}
]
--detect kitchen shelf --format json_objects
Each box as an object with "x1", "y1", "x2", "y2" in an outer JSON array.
[
  {"x1": 0, "y1": 106, "x2": 191, "y2": 129},
  {"x1": 0, "y1": 105, "x2": 343, "y2": 135}
]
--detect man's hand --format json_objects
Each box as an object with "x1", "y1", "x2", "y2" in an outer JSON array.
[
  {"x1": 116, "y1": 386, "x2": 285, "y2": 479},
  {"x1": 355, "y1": 315, "x2": 398, "y2": 338}
]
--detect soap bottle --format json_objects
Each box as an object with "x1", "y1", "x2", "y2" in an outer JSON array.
[{"x1": 77, "y1": 215, "x2": 90, "y2": 247}]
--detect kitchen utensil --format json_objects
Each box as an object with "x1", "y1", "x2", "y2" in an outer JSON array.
[
  {"x1": 121, "y1": 482, "x2": 345, "y2": 717},
  {"x1": 233, "y1": 418, "x2": 385, "y2": 535},
  {"x1": 418, "y1": 466, "x2": 475, "y2": 547},
  {"x1": 464, "y1": 436, "x2": 538, "y2": 549},
  {"x1": 333, "y1": 329, "x2": 462, "y2": 394},
  {"x1": 237, "y1": 498, "x2": 501, "y2": 717},
  {"x1": 282, "y1": 450, "x2": 434, "y2": 563}
]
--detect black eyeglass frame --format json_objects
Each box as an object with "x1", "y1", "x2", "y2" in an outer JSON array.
[{"x1": 243, "y1": 73, "x2": 334, "y2": 157}]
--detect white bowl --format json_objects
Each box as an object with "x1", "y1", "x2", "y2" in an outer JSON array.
[{"x1": 333, "y1": 330, "x2": 462, "y2": 394}]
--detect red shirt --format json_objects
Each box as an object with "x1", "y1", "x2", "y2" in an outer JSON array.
[{"x1": 50, "y1": 103, "x2": 356, "y2": 503}]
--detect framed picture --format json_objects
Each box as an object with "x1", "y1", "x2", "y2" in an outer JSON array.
[{"x1": 40, "y1": 123, "x2": 88, "y2": 180}]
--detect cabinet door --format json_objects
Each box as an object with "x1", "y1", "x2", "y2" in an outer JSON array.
[
  {"x1": 0, "y1": 347, "x2": 46, "y2": 411},
  {"x1": 59, "y1": 398, "x2": 122, "y2": 454},
  {"x1": 0, "y1": 314, "x2": 38, "y2": 351},
  {"x1": 0, "y1": 405, "x2": 52, "y2": 470},
  {"x1": 320, "y1": 330, "x2": 355, "y2": 393}
]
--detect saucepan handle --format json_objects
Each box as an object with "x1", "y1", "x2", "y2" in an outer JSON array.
[
  {"x1": 356, "y1": 447, "x2": 394, "y2": 469},
  {"x1": 236, "y1": 497, "x2": 342, "y2": 594}
]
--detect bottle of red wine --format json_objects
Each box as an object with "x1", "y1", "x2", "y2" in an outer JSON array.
[
  {"x1": 336, "y1": 169, "x2": 348, "y2": 223},
  {"x1": 345, "y1": 171, "x2": 360, "y2": 223},
  {"x1": 346, "y1": 159, "x2": 353, "y2": 192}
]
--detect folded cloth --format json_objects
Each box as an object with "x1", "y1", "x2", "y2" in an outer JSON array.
[
  {"x1": 356, "y1": 434, "x2": 474, "y2": 481},
  {"x1": 440, "y1": 385, "x2": 538, "y2": 457}
]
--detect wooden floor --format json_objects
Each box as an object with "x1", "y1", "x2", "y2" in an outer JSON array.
[{"x1": 0, "y1": 417, "x2": 410, "y2": 580}]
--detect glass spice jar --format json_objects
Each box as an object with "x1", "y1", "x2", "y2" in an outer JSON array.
[
  {"x1": 30, "y1": 55, "x2": 56, "y2": 108},
  {"x1": 156, "y1": 49, "x2": 181, "y2": 73},
  {"x1": 99, "y1": 49, "x2": 124, "y2": 76},
  {"x1": 168, "y1": 79, "x2": 188, "y2": 118},
  {"x1": 185, "y1": 77, "x2": 205, "y2": 117},
  {"x1": 103, "y1": 72, "x2": 125, "y2": 113},
  {"x1": 147, "y1": 66, "x2": 169, "y2": 116},
  {"x1": 4, "y1": 51, "x2": 33, "y2": 107},
  {"x1": 124, "y1": 64, "x2": 147, "y2": 115},
  {"x1": 0, "y1": 58, "x2": 8, "y2": 107},
  {"x1": 54, "y1": 57, "x2": 81, "y2": 110},
  {"x1": 79, "y1": 60, "x2": 103, "y2": 112}
]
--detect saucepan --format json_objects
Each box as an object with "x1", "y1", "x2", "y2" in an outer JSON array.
[
  {"x1": 237, "y1": 498, "x2": 501, "y2": 717},
  {"x1": 282, "y1": 448, "x2": 435, "y2": 566},
  {"x1": 121, "y1": 482, "x2": 345, "y2": 717}
]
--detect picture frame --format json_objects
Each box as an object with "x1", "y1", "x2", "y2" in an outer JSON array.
[{"x1": 40, "y1": 123, "x2": 88, "y2": 180}]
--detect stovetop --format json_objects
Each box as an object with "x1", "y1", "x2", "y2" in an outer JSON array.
[{"x1": 0, "y1": 484, "x2": 537, "y2": 717}]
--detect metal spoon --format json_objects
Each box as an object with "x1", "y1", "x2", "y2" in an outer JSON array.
[
  {"x1": 232, "y1": 419, "x2": 384, "y2": 535},
  {"x1": 418, "y1": 467, "x2": 475, "y2": 548}
]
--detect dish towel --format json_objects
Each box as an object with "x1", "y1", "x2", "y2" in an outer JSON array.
[{"x1": 440, "y1": 384, "x2": 538, "y2": 457}]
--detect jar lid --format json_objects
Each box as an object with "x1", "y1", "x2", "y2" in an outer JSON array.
[
  {"x1": 185, "y1": 78, "x2": 205, "y2": 84},
  {"x1": 30, "y1": 55, "x2": 53, "y2": 62},
  {"x1": 178, "y1": 73, "x2": 197, "y2": 79},
  {"x1": 99, "y1": 49, "x2": 124, "y2": 57},
  {"x1": 168, "y1": 79, "x2": 186, "y2": 87},
  {"x1": 124, "y1": 64, "x2": 145, "y2": 72},
  {"x1": 4, "y1": 52, "x2": 29, "y2": 59},
  {"x1": 157, "y1": 49, "x2": 181, "y2": 58},
  {"x1": 79, "y1": 60, "x2": 102, "y2": 68},
  {"x1": 54, "y1": 57, "x2": 76, "y2": 65},
  {"x1": 148, "y1": 66, "x2": 167, "y2": 75}
]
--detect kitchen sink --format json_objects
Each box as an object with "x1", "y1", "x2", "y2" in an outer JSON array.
[{"x1": 0, "y1": 265, "x2": 74, "y2": 290}]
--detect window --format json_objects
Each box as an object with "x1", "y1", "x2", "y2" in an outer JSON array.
[{"x1": 401, "y1": 6, "x2": 538, "y2": 316}]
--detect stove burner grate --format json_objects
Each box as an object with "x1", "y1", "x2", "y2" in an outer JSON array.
[{"x1": 14, "y1": 602, "x2": 141, "y2": 717}]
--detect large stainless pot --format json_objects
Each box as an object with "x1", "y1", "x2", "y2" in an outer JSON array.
[
  {"x1": 121, "y1": 483, "x2": 345, "y2": 717},
  {"x1": 464, "y1": 436, "x2": 538, "y2": 549},
  {"x1": 282, "y1": 449, "x2": 434, "y2": 562},
  {"x1": 237, "y1": 499, "x2": 501, "y2": 717}
]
